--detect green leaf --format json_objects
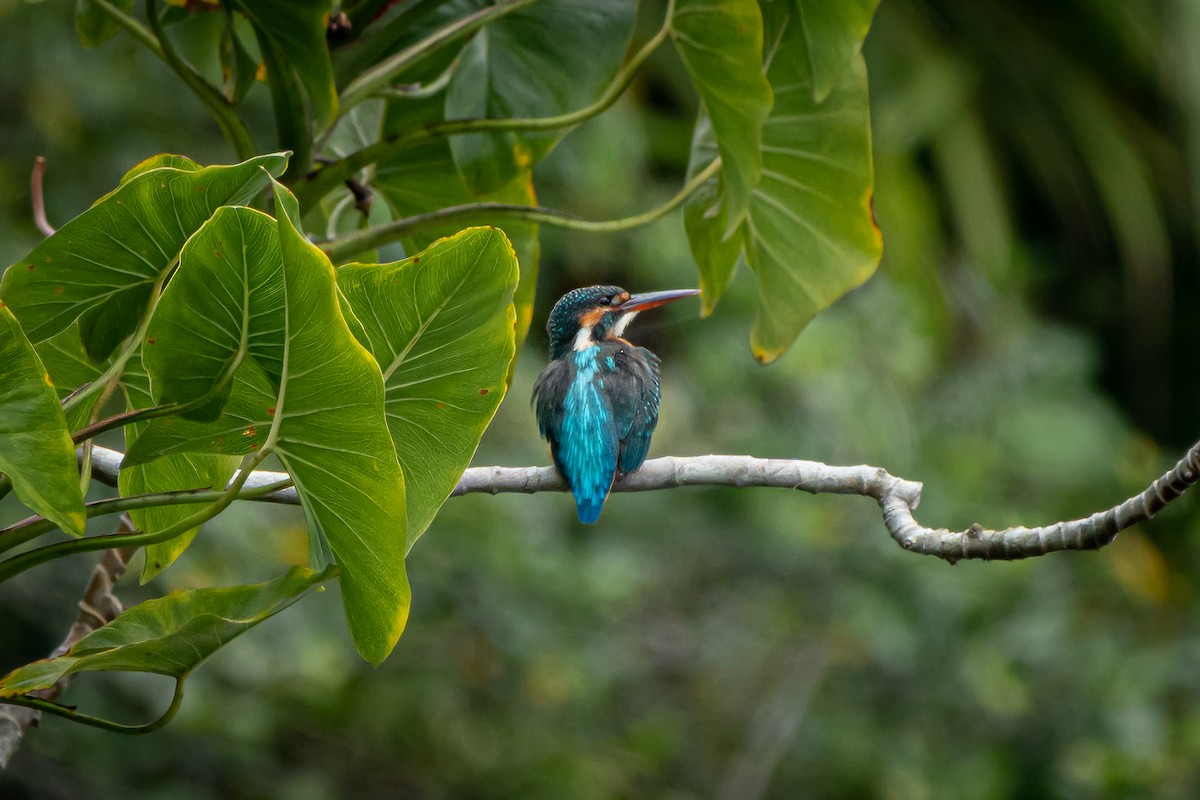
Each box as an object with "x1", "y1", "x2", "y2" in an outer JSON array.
[
  {"x1": 120, "y1": 153, "x2": 201, "y2": 185},
  {"x1": 0, "y1": 306, "x2": 86, "y2": 536},
  {"x1": 671, "y1": 0, "x2": 772, "y2": 231},
  {"x1": 126, "y1": 183, "x2": 410, "y2": 665},
  {"x1": 445, "y1": 0, "x2": 637, "y2": 194},
  {"x1": 35, "y1": 325, "x2": 106, "y2": 430},
  {"x1": 143, "y1": 206, "x2": 286, "y2": 420},
  {"x1": 683, "y1": 7, "x2": 881, "y2": 362},
  {"x1": 75, "y1": 0, "x2": 134, "y2": 48},
  {"x1": 683, "y1": 113, "x2": 744, "y2": 316},
  {"x1": 230, "y1": 0, "x2": 338, "y2": 127},
  {"x1": 791, "y1": 0, "x2": 881, "y2": 102},
  {"x1": 0, "y1": 153, "x2": 289, "y2": 360},
  {"x1": 120, "y1": 358, "x2": 240, "y2": 583},
  {"x1": 337, "y1": 227, "x2": 518, "y2": 544},
  {"x1": 375, "y1": 94, "x2": 540, "y2": 344},
  {"x1": 0, "y1": 567, "x2": 321, "y2": 694}
]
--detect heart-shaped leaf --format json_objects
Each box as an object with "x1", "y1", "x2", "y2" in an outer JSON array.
[
  {"x1": 125, "y1": 183, "x2": 410, "y2": 665},
  {"x1": 337, "y1": 226, "x2": 518, "y2": 544},
  {"x1": 0, "y1": 567, "x2": 321, "y2": 695},
  {"x1": 0, "y1": 153, "x2": 289, "y2": 361},
  {"x1": 683, "y1": 4, "x2": 881, "y2": 361},
  {"x1": 0, "y1": 306, "x2": 86, "y2": 536}
]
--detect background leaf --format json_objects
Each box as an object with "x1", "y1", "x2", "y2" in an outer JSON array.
[
  {"x1": 683, "y1": 5, "x2": 881, "y2": 361},
  {"x1": 0, "y1": 305, "x2": 86, "y2": 536},
  {"x1": 337, "y1": 226, "x2": 518, "y2": 545},
  {"x1": 229, "y1": 0, "x2": 338, "y2": 127},
  {"x1": 444, "y1": 0, "x2": 637, "y2": 194},
  {"x1": 375, "y1": 94, "x2": 540, "y2": 344},
  {"x1": 0, "y1": 153, "x2": 288, "y2": 360},
  {"x1": 792, "y1": 0, "x2": 882, "y2": 102},
  {"x1": 671, "y1": 0, "x2": 772, "y2": 231},
  {"x1": 0, "y1": 567, "x2": 321, "y2": 694}
]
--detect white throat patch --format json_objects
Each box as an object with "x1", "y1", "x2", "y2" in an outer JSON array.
[
  {"x1": 612, "y1": 311, "x2": 638, "y2": 338},
  {"x1": 573, "y1": 325, "x2": 595, "y2": 351}
]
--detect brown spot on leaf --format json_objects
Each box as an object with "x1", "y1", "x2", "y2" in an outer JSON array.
[
  {"x1": 412, "y1": 257, "x2": 420, "y2": 264},
  {"x1": 479, "y1": 388, "x2": 489, "y2": 396},
  {"x1": 214, "y1": 250, "x2": 222, "y2": 258},
  {"x1": 267, "y1": 406, "x2": 276, "y2": 416},
  {"x1": 26, "y1": 264, "x2": 34, "y2": 271},
  {"x1": 243, "y1": 426, "x2": 256, "y2": 437},
  {"x1": 436, "y1": 402, "x2": 446, "y2": 410},
  {"x1": 54, "y1": 286, "x2": 63, "y2": 294},
  {"x1": 147, "y1": 337, "x2": 156, "y2": 345}
]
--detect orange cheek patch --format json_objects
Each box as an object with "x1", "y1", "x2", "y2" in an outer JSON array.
[{"x1": 579, "y1": 308, "x2": 607, "y2": 328}]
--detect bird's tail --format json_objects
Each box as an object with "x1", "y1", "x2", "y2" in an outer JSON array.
[{"x1": 574, "y1": 491, "x2": 607, "y2": 524}]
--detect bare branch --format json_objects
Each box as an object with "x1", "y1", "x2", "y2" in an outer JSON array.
[
  {"x1": 0, "y1": 519, "x2": 136, "y2": 769},
  {"x1": 31, "y1": 157, "x2": 55, "y2": 237},
  {"x1": 86, "y1": 440, "x2": 1200, "y2": 563}
]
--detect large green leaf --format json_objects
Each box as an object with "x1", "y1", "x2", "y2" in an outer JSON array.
[
  {"x1": 792, "y1": 0, "x2": 881, "y2": 102},
  {"x1": 0, "y1": 153, "x2": 289, "y2": 361},
  {"x1": 0, "y1": 306, "x2": 86, "y2": 536},
  {"x1": 683, "y1": 6, "x2": 881, "y2": 362},
  {"x1": 0, "y1": 567, "x2": 321, "y2": 695},
  {"x1": 125, "y1": 183, "x2": 410, "y2": 665},
  {"x1": 444, "y1": 0, "x2": 637, "y2": 194},
  {"x1": 229, "y1": 0, "x2": 338, "y2": 127},
  {"x1": 120, "y1": 358, "x2": 240, "y2": 584},
  {"x1": 375, "y1": 94, "x2": 540, "y2": 344},
  {"x1": 337, "y1": 227, "x2": 518, "y2": 544},
  {"x1": 143, "y1": 206, "x2": 286, "y2": 420},
  {"x1": 672, "y1": 0, "x2": 772, "y2": 231}
]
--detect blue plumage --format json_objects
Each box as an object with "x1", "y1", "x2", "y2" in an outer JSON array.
[{"x1": 532, "y1": 285, "x2": 696, "y2": 523}]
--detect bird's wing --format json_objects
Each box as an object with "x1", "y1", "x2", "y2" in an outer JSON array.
[
  {"x1": 610, "y1": 345, "x2": 661, "y2": 475},
  {"x1": 533, "y1": 352, "x2": 619, "y2": 523}
]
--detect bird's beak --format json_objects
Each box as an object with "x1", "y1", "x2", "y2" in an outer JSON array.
[{"x1": 617, "y1": 288, "x2": 700, "y2": 313}]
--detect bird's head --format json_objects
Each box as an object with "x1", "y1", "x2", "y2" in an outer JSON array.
[{"x1": 546, "y1": 284, "x2": 699, "y2": 360}]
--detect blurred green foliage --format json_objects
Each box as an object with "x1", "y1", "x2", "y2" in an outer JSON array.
[{"x1": 3, "y1": 0, "x2": 1200, "y2": 798}]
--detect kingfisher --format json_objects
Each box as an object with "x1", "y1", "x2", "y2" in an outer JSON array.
[{"x1": 532, "y1": 284, "x2": 699, "y2": 523}]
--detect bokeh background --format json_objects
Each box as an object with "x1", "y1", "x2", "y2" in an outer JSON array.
[{"x1": 3, "y1": 0, "x2": 1200, "y2": 797}]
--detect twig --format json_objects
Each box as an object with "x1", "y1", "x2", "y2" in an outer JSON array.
[
  {"x1": 31, "y1": 157, "x2": 55, "y2": 237},
  {"x1": 319, "y1": 158, "x2": 722, "y2": 263},
  {"x1": 84, "y1": 438, "x2": 1200, "y2": 562},
  {"x1": 0, "y1": 520, "x2": 136, "y2": 769}
]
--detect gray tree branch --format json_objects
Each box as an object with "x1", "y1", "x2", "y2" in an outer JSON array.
[{"x1": 87, "y1": 440, "x2": 1200, "y2": 563}]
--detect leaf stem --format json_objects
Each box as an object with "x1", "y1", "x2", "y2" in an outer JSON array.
[
  {"x1": 337, "y1": 0, "x2": 538, "y2": 115},
  {"x1": 0, "y1": 478, "x2": 293, "y2": 556},
  {"x1": 0, "y1": 677, "x2": 187, "y2": 735},
  {"x1": 71, "y1": 403, "x2": 183, "y2": 445},
  {"x1": 0, "y1": 448, "x2": 272, "y2": 583},
  {"x1": 144, "y1": 0, "x2": 256, "y2": 160},
  {"x1": 320, "y1": 158, "x2": 722, "y2": 262},
  {"x1": 294, "y1": 0, "x2": 670, "y2": 209}
]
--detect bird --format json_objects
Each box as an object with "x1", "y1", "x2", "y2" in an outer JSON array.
[{"x1": 532, "y1": 284, "x2": 700, "y2": 523}]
